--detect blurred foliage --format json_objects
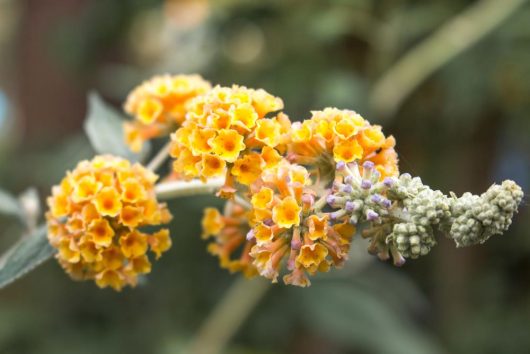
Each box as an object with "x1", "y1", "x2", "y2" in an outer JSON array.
[{"x1": 0, "y1": 0, "x2": 529, "y2": 353}]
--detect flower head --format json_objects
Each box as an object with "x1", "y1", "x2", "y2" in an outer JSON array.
[
  {"x1": 170, "y1": 85, "x2": 287, "y2": 197},
  {"x1": 46, "y1": 155, "x2": 172, "y2": 291},
  {"x1": 124, "y1": 74, "x2": 211, "y2": 152},
  {"x1": 287, "y1": 107, "x2": 399, "y2": 182}
]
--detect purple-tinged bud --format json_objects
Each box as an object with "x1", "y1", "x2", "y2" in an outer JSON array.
[
  {"x1": 361, "y1": 179, "x2": 372, "y2": 190},
  {"x1": 291, "y1": 237, "x2": 302, "y2": 250},
  {"x1": 371, "y1": 194, "x2": 382, "y2": 204},
  {"x1": 344, "y1": 175, "x2": 353, "y2": 184},
  {"x1": 263, "y1": 219, "x2": 274, "y2": 226},
  {"x1": 383, "y1": 177, "x2": 394, "y2": 187},
  {"x1": 366, "y1": 209, "x2": 379, "y2": 221},
  {"x1": 391, "y1": 249, "x2": 406, "y2": 267},
  {"x1": 330, "y1": 210, "x2": 346, "y2": 220},
  {"x1": 336, "y1": 161, "x2": 346, "y2": 171},
  {"x1": 345, "y1": 201, "x2": 356, "y2": 212},
  {"x1": 382, "y1": 199, "x2": 392, "y2": 208},
  {"x1": 363, "y1": 161, "x2": 375, "y2": 170},
  {"x1": 246, "y1": 230, "x2": 255, "y2": 241},
  {"x1": 342, "y1": 184, "x2": 353, "y2": 194},
  {"x1": 326, "y1": 194, "x2": 336, "y2": 206},
  {"x1": 401, "y1": 173, "x2": 411, "y2": 179},
  {"x1": 302, "y1": 194, "x2": 314, "y2": 206}
]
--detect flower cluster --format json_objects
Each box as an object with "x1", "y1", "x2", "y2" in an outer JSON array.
[
  {"x1": 124, "y1": 74, "x2": 211, "y2": 152},
  {"x1": 46, "y1": 155, "x2": 172, "y2": 291},
  {"x1": 169, "y1": 85, "x2": 288, "y2": 196},
  {"x1": 41, "y1": 73, "x2": 523, "y2": 291},
  {"x1": 288, "y1": 108, "x2": 399, "y2": 180}
]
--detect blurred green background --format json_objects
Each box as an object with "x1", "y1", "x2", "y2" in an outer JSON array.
[{"x1": 0, "y1": 0, "x2": 529, "y2": 353}]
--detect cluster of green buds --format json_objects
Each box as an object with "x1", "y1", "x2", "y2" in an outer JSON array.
[{"x1": 326, "y1": 161, "x2": 524, "y2": 266}]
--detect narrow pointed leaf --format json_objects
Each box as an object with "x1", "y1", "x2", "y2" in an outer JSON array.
[
  {"x1": 0, "y1": 226, "x2": 55, "y2": 289},
  {"x1": 84, "y1": 92, "x2": 149, "y2": 162}
]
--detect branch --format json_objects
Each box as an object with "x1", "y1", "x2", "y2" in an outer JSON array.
[
  {"x1": 369, "y1": 0, "x2": 527, "y2": 119},
  {"x1": 154, "y1": 178, "x2": 224, "y2": 200}
]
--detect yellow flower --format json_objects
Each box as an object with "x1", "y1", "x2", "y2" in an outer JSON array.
[
  {"x1": 261, "y1": 146, "x2": 282, "y2": 168},
  {"x1": 306, "y1": 215, "x2": 329, "y2": 241},
  {"x1": 94, "y1": 187, "x2": 122, "y2": 217},
  {"x1": 121, "y1": 178, "x2": 147, "y2": 204},
  {"x1": 333, "y1": 139, "x2": 364, "y2": 163},
  {"x1": 231, "y1": 153, "x2": 263, "y2": 185},
  {"x1": 119, "y1": 205, "x2": 144, "y2": 228},
  {"x1": 72, "y1": 175, "x2": 101, "y2": 203},
  {"x1": 359, "y1": 125, "x2": 385, "y2": 151},
  {"x1": 254, "y1": 118, "x2": 282, "y2": 147},
  {"x1": 95, "y1": 270, "x2": 124, "y2": 291},
  {"x1": 137, "y1": 97, "x2": 163, "y2": 125},
  {"x1": 272, "y1": 196, "x2": 302, "y2": 229},
  {"x1": 201, "y1": 208, "x2": 225, "y2": 238},
  {"x1": 212, "y1": 129, "x2": 245, "y2": 163},
  {"x1": 120, "y1": 231, "x2": 148, "y2": 258},
  {"x1": 251, "y1": 187, "x2": 274, "y2": 210},
  {"x1": 88, "y1": 219, "x2": 115, "y2": 247},
  {"x1": 149, "y1": 229, "x2": 172, "y2": 259},
  {"x1": 231, "y1": 103, "x2": 258, "y2": 131},
  {"x1": 333, "y1": 115, "x2": 363, "y2": 140},
  {"x1": 291, "y1": 121, "x2": 313, "y2": 143},
  {"x1": 296, "y1": 243, "x2": 328, "y2": 268},
  {"x1": 189, "y1": 128, "x2": 216, "y2": 155},
  {"x1": 46, "y1": 155, "x2": 172, "y2": 291},
  {"x1": 254, "y1": 223, "x2": 274, "y2": 245},
  {"x1": 201, "y1": 155, "x2": 226, "y2": 179}
]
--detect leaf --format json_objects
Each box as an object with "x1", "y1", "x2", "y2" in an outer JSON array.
[
  {"x1": 84, "y1": 92, "x2": 149, "y2": 162},
  {"x1": 300, "y1": 281, "x2": 441, "y2": 354},
  {"x1": 0, "y1": 226, "x2": 55, "y2": 289}
]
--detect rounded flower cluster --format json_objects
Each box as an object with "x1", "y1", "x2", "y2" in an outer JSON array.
[
  {"x1": 170, "y1": 85, "x2": 288, "y2": 197},
  {"x1": 288, "y1": 108, "x2": 399, "y2": 180},
  {"x1": 203, "y1": 160, "x2": 356, "y2": 287},
  {"x1": 124, "y1": 74, "x2": 211, "y2": 152},
  {"x1": 46, "y1": 155, "x2": 173, "y2": 291}
]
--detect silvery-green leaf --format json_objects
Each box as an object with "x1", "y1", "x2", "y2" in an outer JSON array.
[
  {"x1": 84, "y1": 92, "x2": 150, "y2": 162},
  {"x1": 0, "y1": 226, "x2": 55, "y2": 289}
]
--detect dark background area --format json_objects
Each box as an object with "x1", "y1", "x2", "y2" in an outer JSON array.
[{"x1": 0, "y1": 1, "x2": 529, "y2": 353}]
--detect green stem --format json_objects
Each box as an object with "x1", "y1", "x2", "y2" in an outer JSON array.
[
  {"x1": 146, "y1": 141, "x2": 171, "y2": 172},
  {"x1": 187, "y1": 277, "x2": 271, "y2": 354},
  {"x1": 369, "y1": 0, "x2": 527, "y2": 118}
]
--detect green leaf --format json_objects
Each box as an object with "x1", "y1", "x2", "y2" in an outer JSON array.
[
  {"x1": 0, "y1": 226, "x2": 55, "y2": 289},
  {"x1": 0, "y1": 188, "x2": 23, "y2": 219},
  {"x1": 84, "y1": 92, "x2": 149, "y2": 162}
]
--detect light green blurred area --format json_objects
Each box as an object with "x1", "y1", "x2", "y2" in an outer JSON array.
[{"x1": 0, "y1": 0, "x2": 529, "y2": 353}]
